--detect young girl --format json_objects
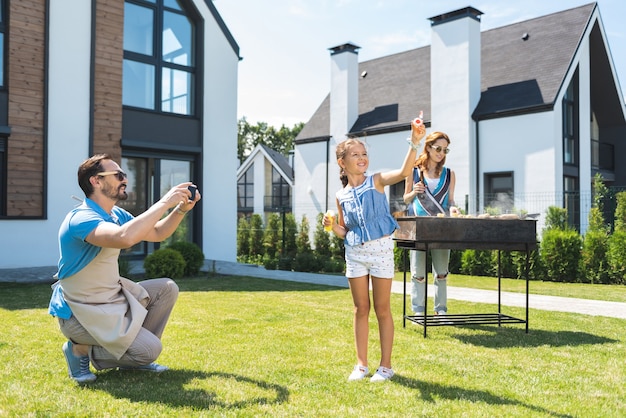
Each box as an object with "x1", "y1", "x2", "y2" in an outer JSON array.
[
  {"x1": 323, "y1": 119, "x2": 425, "y2": 382},
  {"x1": 403, "y1": 131, "x2": 459, "y2": 316}
]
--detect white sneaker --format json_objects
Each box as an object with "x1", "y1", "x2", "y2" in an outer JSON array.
[
  {"x1": 370, "y1": 366, "x2": 394, "y2": 382},
  {"x1": 348, "y1": 365, "x2": 369, "y2": 381}
]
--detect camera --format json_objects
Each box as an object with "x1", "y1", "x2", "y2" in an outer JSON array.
[{"x1": 188, "y1": 185, "x2": 198, "y2": 201}]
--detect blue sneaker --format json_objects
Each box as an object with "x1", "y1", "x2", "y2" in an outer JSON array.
[
  {"x1": 119, "y1": 363, "x2": 169, "y2": 373},
  {"x1": 62, "y1": 341, "x2": 96, "y2": 383}
]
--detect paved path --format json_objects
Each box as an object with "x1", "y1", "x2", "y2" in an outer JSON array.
[{"x1": 1, "y1": 261, "x2": 625, "y2": 319}]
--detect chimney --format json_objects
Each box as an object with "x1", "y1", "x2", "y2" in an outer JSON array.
[
  {"x1": 328, "y1": 43, "x2": 360, "y2": 143},
  {"x1": 429, "y1": 6, "x2": 483, "y2": 213}
]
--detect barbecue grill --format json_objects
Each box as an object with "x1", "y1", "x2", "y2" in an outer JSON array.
[{"x1": 394, "y1": 216, "x2": 538, "y2": 337}]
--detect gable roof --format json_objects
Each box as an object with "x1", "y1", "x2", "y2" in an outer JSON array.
[
  {"x1": 237, "y1": 143, "x2": 294, "y2": 184},
  {"x1": 296, "y1": 2, "x2": 599, "y2": 142}
]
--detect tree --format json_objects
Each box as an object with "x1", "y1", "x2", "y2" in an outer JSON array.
[{"x1": 237, "y1": 117, "x2": 304, "y2": 163}]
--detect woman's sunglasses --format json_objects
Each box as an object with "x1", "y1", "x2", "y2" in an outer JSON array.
[
  {"x1": 429, "y1": 145, "x2": 450, "y2": 154},
  {"x1": 97, "y1": 170, "x2": 128, "y2": 181}
]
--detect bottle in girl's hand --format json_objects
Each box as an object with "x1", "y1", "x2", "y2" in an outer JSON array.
[
  {"x1": 412, "y1": 110, "x2": 424, "y2": 128},
  {"x1": 324, "y1": 210, "x2": 335, "y2": 232}
]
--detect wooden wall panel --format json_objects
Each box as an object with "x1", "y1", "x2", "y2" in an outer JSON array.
[
  {"x1": 6, "y1": 0, "x2": 45, "y2": 216},
  {"x1": 92, "y1": 0, "x2": 124, "y2": 162}
]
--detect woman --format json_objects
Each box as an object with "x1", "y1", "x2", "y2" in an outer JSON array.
[{"x1": 403, "y1": 131, "x2": 459, "y2": 316}]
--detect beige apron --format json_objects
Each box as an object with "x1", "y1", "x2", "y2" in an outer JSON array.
[{"x1": 57, "y1": 247, "x2": 150, "y2": 359}]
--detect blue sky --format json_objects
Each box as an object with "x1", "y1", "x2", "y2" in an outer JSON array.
[{"x1": 214, "y1": 0, "x2": 626, "y2": 128}]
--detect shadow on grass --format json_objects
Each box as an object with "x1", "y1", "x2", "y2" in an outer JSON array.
[
  {"x1": 449, "y1": 326, "x2": 618, "y2": 348},
  {"x1": 392, "y1": 374, "x2": 573, "y2": 417},
  {"x1": 90, "y1": 369, "x2": 289, "y2": 411}
]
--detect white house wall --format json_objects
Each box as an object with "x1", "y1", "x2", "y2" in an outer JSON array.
[
  {"x1": 294, "y1": 141, "x2": 331, "y2": 230},
  {"x1": 0, "y1": 0, "x2": 92, "y2": 269},
  {"x1": 479, "y1": 111, "x2": 556, "y2": 230},
  {"x1": 196, "y1": 0, "x2": 239, "y2": 262}
]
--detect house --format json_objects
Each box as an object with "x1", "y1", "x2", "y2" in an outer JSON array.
[
  {"x1": 293, "y1": 2, "x2": 626, "y2": 236},
  {"x1": 0, "y1": 0, "x2": 240, "y2": 270},
  {"x1": 237, "y1": 143, "x2": 294, "y2": 220}
]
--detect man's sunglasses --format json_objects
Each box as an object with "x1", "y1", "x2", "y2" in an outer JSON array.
[
  {"x1": 429, "y1": 145, "x2": 450, "y2": 154},
  {"x1": 97, "y1": 170, "x2": 127, "y2": 181}
]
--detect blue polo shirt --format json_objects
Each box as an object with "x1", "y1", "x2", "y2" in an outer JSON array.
[{"x1": 48, "y1": 198, "x2": 134, "y2": 318}]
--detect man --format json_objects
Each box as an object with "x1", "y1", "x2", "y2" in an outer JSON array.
[{"x1": 48, "y1": 154, "x2": 201, "y2": 383}]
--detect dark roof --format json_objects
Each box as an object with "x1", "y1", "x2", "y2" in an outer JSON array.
[
  {"x1": 260, "y1": 144, "x2": 294, "y2": 181},
  {"x1": 297, "y1": 3, "x2": 597, "y2": 142}
]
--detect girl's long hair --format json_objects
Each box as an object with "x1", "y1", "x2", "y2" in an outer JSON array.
[
  {"x1": 336, "y1": 137, "x2": 366, "y2": 187},
  {"x1": 414, "y1": 131, "x2": 450, "y2": 177}
]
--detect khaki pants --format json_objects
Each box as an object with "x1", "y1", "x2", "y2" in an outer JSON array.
[{"x1": 59, "y1": 278, "x2": 179, "y2": 370}]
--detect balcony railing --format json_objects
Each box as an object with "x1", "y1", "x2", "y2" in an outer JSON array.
[{"x1": 264, "y1": 195, "x2": 291, "y2": 212}]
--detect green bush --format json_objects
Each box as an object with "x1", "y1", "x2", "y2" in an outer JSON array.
[
  {"x1": 540, "y1": 228, "x2": 581, "y2": 282},
  {"x1": 607, "y1": 230, "x2": 626, "y2": 284},
  {"x1": 262, "y1": 254, "x2": 278, "y2": 270},
  {"x1": 263, "y1": 213, "x2": 281, "y2": 259},
  {"x1": 278, "y1": 256, "x2": 293, "y2": 271},
  {"x1": 491, "y1": 250, "x2": 517, "y2": 279},
  {"x1": 292, "y1": 252, "x2": 318, "y2": 272},
  {"x1": 581, "y1": 230, "x2": 609, "y2": 284},
  {"x1": 460, "y1": 250, "x2": 494, "y2": 277},
  {"x1": 144, "y1": 248, "x2": 185, "y2": 280},
  {"x1": 512, "y1": 246, "x2": 544, "y2": 281},
  {"x1": 237, "y1": 216, "x2": 251, "y2": 258},
  {"x1": 322, "y1": 257, "x2": 345, "y2": 274},
  {"x1": 167, "y1": 241, "x2": 205, "y2": 277}
]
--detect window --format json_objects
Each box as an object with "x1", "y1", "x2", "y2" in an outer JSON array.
[
  {"x1": 118, "y1": 156, "x2": 195, "y2": 256},
  {"x1": 389, "y1": 182, "x2": 406, "y2": 218},
  {"x1": 564, "y1": 176, "x2": 580, "y2": 230},
  {"x1": 0, "y1": 136, "x2": 5, "y2": 215},
  {"x1": 238, "y1": 165, "x2": 254, "y2": 213},
  {"x1": 0, "y1": 0, "x2": 5, "y2": 87},
  {"x1": 123, "y1": 0, "x2": 195, "y2": 115},
  {"x1": 269, "y1": 167, "x2": 290, "y2": 211},
  {"x1": 484, "y1": 172, "x2": 514, "y2": 213},
  {"x1": 562, "y1": 70, "x2": 578, "y2": 165}
]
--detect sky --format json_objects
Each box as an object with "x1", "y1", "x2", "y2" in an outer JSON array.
[{"x1": 214, "y1": 0, "x2": 626, "y2": 129}]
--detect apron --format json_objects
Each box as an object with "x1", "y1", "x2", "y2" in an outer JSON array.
[
  {"x1": 55, "y1": 247, "x2": 150, "y2": 359},
  {"x1": 408, "y1": 167, "x2": 451, "y2": 216}
]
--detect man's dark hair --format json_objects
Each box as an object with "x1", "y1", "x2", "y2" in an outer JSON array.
[{"x1": 77, "y1": 154, "x2": 112, "y2": 197}]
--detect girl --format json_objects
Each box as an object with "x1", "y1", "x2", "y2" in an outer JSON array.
[{"x1": 323, "y1": 119, "x2": 425, "y2": 382}]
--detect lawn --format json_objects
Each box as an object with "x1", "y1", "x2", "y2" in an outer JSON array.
[{"x1": 1, "y1": 275, "x2": 624, "y2": 417}]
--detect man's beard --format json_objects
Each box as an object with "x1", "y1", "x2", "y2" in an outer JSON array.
[{"x1": 103, "y1": 183, "x2": 128, "y2": 201}]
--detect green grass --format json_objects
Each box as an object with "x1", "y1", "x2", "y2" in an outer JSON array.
[
  {"x1": 393, "y1": 272, "x2": 626, "y2": 303},
  {"x1": 1, "y1": 276, "x2": 625, "y2": 417}
]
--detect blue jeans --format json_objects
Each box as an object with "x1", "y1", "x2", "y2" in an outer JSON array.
[{"x1": 409, "y1": 249, "x2": 450, "y2": 314}]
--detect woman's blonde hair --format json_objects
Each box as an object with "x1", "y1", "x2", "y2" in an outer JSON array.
[{"x1": 414, "y1": 131, "x2": 450, "y2": 177}]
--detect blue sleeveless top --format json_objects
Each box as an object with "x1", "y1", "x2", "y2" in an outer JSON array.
[{"x1": 336, "y1": 175, "x2": 399, "y2": 246}]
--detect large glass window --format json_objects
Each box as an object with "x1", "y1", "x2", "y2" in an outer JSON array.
[
  {"x1": 118, "y1": 156, "x2": 194, "y2": 256},
  {"x1": 123, "y1": 0, "x2": 195, "y2": 115},
  {"x1": 0, "y1": 0, "x2": 5, "y2": 88},
  {"x1": 238, "y1": 165, "x2": 254, "y2": 214},
  {"x1": 563, "y1": 71, "x2": 578, "y2": 165},
  {"x1": 564, "y1": 176, "x2": 580, "y2": 230},
  {"x1": 269, "y1": 167, "x2": 290, "y2": 210}
]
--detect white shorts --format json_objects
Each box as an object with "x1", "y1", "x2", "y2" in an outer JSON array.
[{"x1": 344, "y1": 236, "x2": 395, "y2": 279}]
